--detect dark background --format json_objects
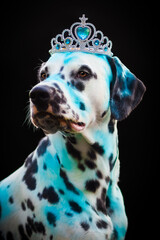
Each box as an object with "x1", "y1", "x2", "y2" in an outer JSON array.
[{"x1": 2, "y1": 1, "x2": 157, "y2": 239}]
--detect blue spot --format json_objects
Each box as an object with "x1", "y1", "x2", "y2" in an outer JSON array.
[
  {"x1": 47, "y1": 212, "x2": 56, "y2": 227},
  {"x1": 79, "y1": 102, "x2": 85, "y2": 111},
  {"x1": 63, "y1": 53, "x2": 78, "y2": 65},
  {"x1": 0, "y1": 184, "x2": 12, "y2": 220}
]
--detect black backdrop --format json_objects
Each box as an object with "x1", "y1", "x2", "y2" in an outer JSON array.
[{"x1": 2, "y1": 1, "x2": 157, "y2": 239}]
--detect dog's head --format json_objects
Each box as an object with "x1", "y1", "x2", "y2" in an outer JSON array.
[{"x1": 29, "y1": 52, "x2": 146, "y2": 134}]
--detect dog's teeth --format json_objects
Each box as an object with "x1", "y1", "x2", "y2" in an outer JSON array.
[
  {"x1": 70, "y1": 122, "x2": 85, "y2": 132},
  {"x1": 77, "y1": 122, "x2": 85, "y2": 126}
]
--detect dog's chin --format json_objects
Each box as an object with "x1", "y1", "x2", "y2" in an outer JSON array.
[{"x1": 31, "y1": 112, "x2": 86, "y2": 134}]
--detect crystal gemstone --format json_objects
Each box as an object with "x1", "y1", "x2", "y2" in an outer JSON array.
[
  {"x1": 94, "y1": 40, "x2": 99, "y2": 46},
  {"x1": 76, "y1": 27, "x2": 90, "y2": 40},
  {"x1": 56, "y1": 44, "x2": 60, "y2": 50},
  {"x1": 65, "y1": 38, "x2": 71, "y2": 45}
]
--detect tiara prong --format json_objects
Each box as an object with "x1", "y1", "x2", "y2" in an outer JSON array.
[{"x1": 49, "y1": 14, "x2": 113, "y2": 56}]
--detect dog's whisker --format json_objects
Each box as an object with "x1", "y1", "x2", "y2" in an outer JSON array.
[{"x1": 23, "y1": 103, "x2": 31, "y2": 127}]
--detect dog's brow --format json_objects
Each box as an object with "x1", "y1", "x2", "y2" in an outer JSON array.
[{"x1": 78, "y1": 65, "x2": 92, "y2": 74}]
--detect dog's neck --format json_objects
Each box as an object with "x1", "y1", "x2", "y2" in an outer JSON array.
[{"x1": 46, "y1": 112, "x2": 118, "y2": 205}]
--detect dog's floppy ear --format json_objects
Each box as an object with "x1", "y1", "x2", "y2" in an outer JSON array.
[{"x1": 109, "y1": 56, "x2": 146, "y2": 121}]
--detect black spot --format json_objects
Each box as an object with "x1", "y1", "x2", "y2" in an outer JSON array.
[
  {"x1": 92, "y1": 206, "x2": 99, "y2": 216},
  {"x1": 43, "y1": 163, "x2": 47, "y2": 170},
  {"x1": 71, "y1": 79, "x2": 75, "y2": 87},
  {"x1": 106, "y1": 196, "x2": 110, "y2": 208},
  {"x1": 101, "y1": 110, "x2": 107, "y2": 118},
  {"x1": 59, "y1": 189, "x2": 65, "y2": 195},
  {"x1": 59, "y1": 66, "x2": 64, "y2": 72},
  {"x1": 34, "y1": 221, "x2": 45, "y2": 235},
  {"x1": 109, "y1": 153, "x2": 113, "y2": 171},
  {"x1": 54, "y1": 94, "x2": 61, "y2": 104},
  {"x1": 93, "y1": 72, "x2": 97, "y2": 79},
  {"x1": 80, "y1": 222, "x2": 90, "y2": 231},
  {"x1": 87, "y1": 149, "x2": 96, "y2": 160},
  {"x1": 47, "y1": 212, "x2": 56, "y2": 227},
  {"x1": 37, "y1": 137, "x2": 51, "y2": 157},
  {"x1": 101, "y1": 188, "x2": 107, "y2": 203},
  {"x1": 79, "y1": 102, "x2": 85, "y2": 110},
  {"x1": 105, "y1": 176, "x2": 110, "y2": 183},
  {"x1": 60, "y1": 168, "x2": 79, "y2": 195},
  {"x1": 85, "y1": 160, "x2": 97, "y2": 169},
  {"x1": 26, "y1": 217, "x2": 36, "y2": 233},
  {"x1": 50, "y1": 235, "x2": 53, "y2": 240},
  {"x1": 112, "y1": 228, "x2": 118, "y2": 239},
  {"x1": 18, "y1": 225, "x2": 29, "y2": 240},
  {"x1": 27, "y1": 199, "x2": 34, "y2": 211},
  {"x1": 75, "y1": 81, "x2": 85, "y2": 91},
  {"x1": 27, "y1": 217, "x2": 46, "y2": 235},
  {"x1": 85, "y1": 179, "x2": 100, "y2": 192},
  {"x1": 109, "y1": 154, "x2": 117, "y2": 171},
  {"x1": 24, "y1": 152, "x2": 34, "y2": 167},
  {"x1": 6, "y1": 231, "x2": 14, "y2": 240},
  {"x1": 96, "y1": 220, "x2": 108, "y2": 229},
  {"x1": 108, "y1": 119, "x2": 115, "y2": 134},
  {"x1": 78, "y1": 163, "x2": 85, "y2": 171},
  {"x1": 96, "y1": 170, "x2": 103, "y2": 179},
  {"x1": 25, "y1": 223, "x2": 32, "y2": 238},
  {"x1": 85, "y1": 201, "x2": 90, "y2": 206},
  {"x1": 21, "y1": 202, "x2": 26, "y2": 211},
  {"x1": 51, "y1": 102, "x2": 59, "y2": 114},
  {"x1": 96, "y1": 198, "x2": 107, "y2": 215},
  {"x1": 56, "y1": 154, "x2": 61, "y2": 164},
  {"x1": 65, "y1": 212, "x2": 73, "y2": 217},
  {"x1": 66, "y1": 141, "x2": 82, "y2": 161},
  {"x1": 60, "y1": 74, "x2": 65, "y2": 80},
  {"x1": 53, "y1": 83, "x2": 62, "y2": 92},
  {"x1": 9, "y1": 196, "x2": 14, "y2": 204},
  {"x1": 105, "y1": 234, "x2": 109, "y2": 239},
  {"x1": 69, "y1": 201, "x2": 82, "y2": 213},
  {"x1": 40, "y1": 186, "x2": 59, "y2": 204},
  {"x1": 37, "y1": 192, "x2": 41, "y2": 199},
  {"x1": 45, "y1": 66, "x2": 48, "y2": 72},
  {"x1": 22, "y1": 159, "x2": 38, "y2": 191},
  {"x1": 92, "y1": 142, "x2": 104, "y2": 155}
]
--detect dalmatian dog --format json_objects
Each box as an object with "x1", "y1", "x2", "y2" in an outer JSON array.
[{"x1": 0, "y1": 52, "x2": 146, "y2": 240}]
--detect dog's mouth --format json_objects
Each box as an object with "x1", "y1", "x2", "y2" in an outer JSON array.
[{"x1": 31, "y1": 112, "x2": 86, "y2": 134}]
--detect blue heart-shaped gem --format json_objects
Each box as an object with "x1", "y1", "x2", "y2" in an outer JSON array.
[{"x1": 76, "y1": 27, "x2": 90, "y2": 40}]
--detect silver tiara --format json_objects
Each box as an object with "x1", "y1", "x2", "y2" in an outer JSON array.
[{"x1": 49, "y1": 14, "x2": 113, "y2": 56}]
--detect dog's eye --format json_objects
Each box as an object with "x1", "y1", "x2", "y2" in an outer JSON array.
[
  {"x1": 40, "y1": 72, "x2": 47, "y2": 80},
  {"x1": 77, "y1": 71, "x2": 89, "y2": 79}
]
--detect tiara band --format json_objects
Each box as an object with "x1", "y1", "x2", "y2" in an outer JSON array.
[{"x1": 49, "y1": 14, "x2": 113, "y2": 56}]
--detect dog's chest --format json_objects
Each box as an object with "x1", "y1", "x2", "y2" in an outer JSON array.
[
  {"x1": 17, "y1": 177, "x2": 112, "y2": 240},
  {"x1": 3, "y1": 166, "x2": 112, "y2": 239},
  {"x1": 0, "y1": 133, "x2": 115, "y2": 240},
  {"x1": 31, "y1": 139, "x2": 111, "y2": 238}
]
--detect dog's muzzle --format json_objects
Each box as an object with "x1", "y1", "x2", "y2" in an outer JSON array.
[{"x1": 29, "y1": 84, "x2": 85, "y2": 134}]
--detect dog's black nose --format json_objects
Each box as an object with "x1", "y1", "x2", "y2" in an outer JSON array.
[{"x1": 29, "y1": 86, "x2": 50, "y2": 111}]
